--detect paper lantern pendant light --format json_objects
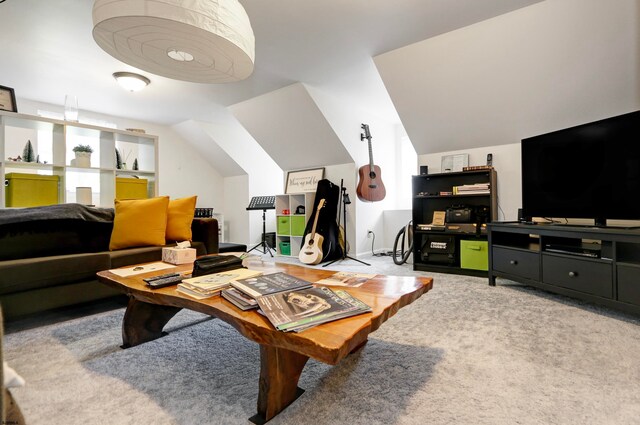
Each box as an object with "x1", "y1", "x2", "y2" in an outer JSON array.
[{"x1": 92, "y1": 0, "x2": 255, "y2": 83}]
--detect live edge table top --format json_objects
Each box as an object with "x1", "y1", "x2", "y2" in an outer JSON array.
[{"x1": 97, "y1": 257, "x2": 433, "y2": 423}]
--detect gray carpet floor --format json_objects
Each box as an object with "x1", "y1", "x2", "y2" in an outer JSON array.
[{"x1": 4, "y1": 254, "x2": 640, "y2": 424}]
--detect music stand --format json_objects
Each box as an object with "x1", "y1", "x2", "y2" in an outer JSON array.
[
  {"x1": 246, "y1": 196, "x2": 276, "y2": 257},
  {"x1": 324, "y1": 180, "x2": 370, "y2": 267}
]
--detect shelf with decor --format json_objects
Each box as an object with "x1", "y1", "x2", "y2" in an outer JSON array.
[
  {"x1": 274, "y1": 193, "x2": 315, "y2": 257},
  {"x1": 1, "y1": 110, "x2": 158, "y2": 208},
  {"x1": 412, "y1": 169, "x2": 498, "y2": 276}
]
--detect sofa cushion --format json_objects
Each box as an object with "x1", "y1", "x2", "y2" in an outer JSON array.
[
  {"x1": 109, "y1": 196, "x2": 169, "y2": 250},
  {"x1": 166, "y1": 196, "x2": 197, "y2": 242},
  {"x1": 0, "y1": 252, "x2": 111, "y2": 295}
]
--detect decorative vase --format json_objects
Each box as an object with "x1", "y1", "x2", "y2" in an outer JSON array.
[{"x1": 74, "y1": 151, "x2": 91, "y2": 167}]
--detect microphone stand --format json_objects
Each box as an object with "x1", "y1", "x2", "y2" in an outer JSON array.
[{"x1": 324, "y1": 182, "x2": 369, "y2": 267}]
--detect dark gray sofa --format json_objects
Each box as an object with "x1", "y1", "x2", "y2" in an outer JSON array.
[{"x1": 0, "y1": 204, "x2": 218, "y2": 320}]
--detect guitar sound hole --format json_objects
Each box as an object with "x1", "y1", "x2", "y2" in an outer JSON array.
[{"x1": 369, "y1": 172, "x2": 377, "y2": 179}]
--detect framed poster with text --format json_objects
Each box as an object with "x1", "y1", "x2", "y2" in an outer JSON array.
[{"x1": 285, "y1": 168, "x2": 324, "y2": 193}]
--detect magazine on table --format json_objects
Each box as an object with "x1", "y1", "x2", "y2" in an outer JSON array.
[
  {"x1": 315, "y1": 271, "x2": 377, "y2": 287},
  {"x1": 177, "y1": 268, "x2": 263, "y2": 300},
  {"x1": 256, "y1": 286, "x2": 371, "y2": 332},
  {"x1": 230, "y1": 272, "x2": 313, "y2": 299},
  {"x1": 177, "y1": 284, "x2": 228, "y2": 300},
  {"x1": 221, "y1": 287, "x2": 259, "y2": 310}
]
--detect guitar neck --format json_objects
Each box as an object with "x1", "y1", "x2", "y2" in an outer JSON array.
[{"x1": 368, "y1": 139, "x2": 374, "y2": 167}]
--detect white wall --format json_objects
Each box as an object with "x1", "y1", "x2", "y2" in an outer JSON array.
[
  {"x1": 224, "y1": 175, "x2": 250, "y2": 245},
  {"x1": 15, "y1": 98, "x2": 224, "y2": 209},
  {"x1": 195, "y1": 112, "x2": 283, "y2": 246},
  {"x1": 306, "y1": 85, "x2": 402, "y2": 255}
]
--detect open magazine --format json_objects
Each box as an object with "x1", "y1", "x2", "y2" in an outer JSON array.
[{"x1": 256, "y1": 286, "x2": 371, "y2": 332}]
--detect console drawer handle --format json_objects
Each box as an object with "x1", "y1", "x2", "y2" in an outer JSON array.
[
  {"x1": 510, "y1": 260, "x2": 518, "y2": 265},
  {"x1": 568, "y1": 271, "x2": 578, "y2": 278}
]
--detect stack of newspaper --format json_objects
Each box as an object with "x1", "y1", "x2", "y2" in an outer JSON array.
[
  {"x1": 256, "y1": 286, "x2": 371, "y2": 332},
  {"x1": 177, "y1": 268, "x2": 262, "y2": 300}
]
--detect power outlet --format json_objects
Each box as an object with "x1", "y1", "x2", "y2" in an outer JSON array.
[{"x1": 367, "y1": 230, "x2": 373, "y2": 238}]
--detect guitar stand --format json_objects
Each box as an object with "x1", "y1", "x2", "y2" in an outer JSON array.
[{"x1": 324, "y1": 184, "x2": 370, "y2": 267}]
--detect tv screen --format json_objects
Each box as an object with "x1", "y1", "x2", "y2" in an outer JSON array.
[{"x1": 521, "y1": 110, "x2": 640, "y2": 225}]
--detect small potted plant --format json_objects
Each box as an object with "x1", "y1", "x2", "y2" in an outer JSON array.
[{"x1": 72, "y1": 144, "x2": 93, "y2": 167}]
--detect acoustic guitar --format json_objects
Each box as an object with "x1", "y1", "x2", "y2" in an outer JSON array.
[
  {"x1": 356, "y1": 123, "x2": 386, "y2": 202},
  {"x1": 298, "y1": 199, "x2": 326, "y2": 265}
]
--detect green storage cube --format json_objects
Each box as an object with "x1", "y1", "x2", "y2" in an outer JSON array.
[
  {"x1": 460, "y1": 240, "x2": 489, "y2": 271},
  {"x1": 279, "y1": 241, "x2": 291, "y2": 256},
  {"x1": 291, "y1": 215, "x2": 306, "y2": 236},
  {"x1": 5, "y1": 173, "x2": 59, "y2": 207},
  {"x1": 277, "y1": 216, "x2": 290, "y2": 235}
]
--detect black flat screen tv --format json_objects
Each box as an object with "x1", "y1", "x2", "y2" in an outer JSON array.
[{"x1": 521, "y1": 110, "x2": 640, "y2": 227}]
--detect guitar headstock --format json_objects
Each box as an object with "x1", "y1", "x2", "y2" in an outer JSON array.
[{"x1": 360, "y1": 123, "x2": 371, "y2": 141}]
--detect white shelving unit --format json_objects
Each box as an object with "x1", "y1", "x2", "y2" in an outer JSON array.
[
  {"x1": 1, "y1": 111, "x2": 158, "y2": 208},
  {"x1": 274, "y1": 193, "x2": 315, "y2": 257}
]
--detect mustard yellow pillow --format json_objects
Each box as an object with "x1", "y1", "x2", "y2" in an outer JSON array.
[
  {"x1": 109, "y1": 196, "x2": 170, "y2": 250},
  {"x1": 166, "y1": 196, "x2": 197, "y2": 241}
]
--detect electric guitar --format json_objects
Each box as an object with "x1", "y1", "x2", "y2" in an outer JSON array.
[
  {"x1": 298, "y1": 199, "x2": 326, "y2": 265},
  {"x1": 356, "y1": 123, "x2": 386, "y2": 202}
]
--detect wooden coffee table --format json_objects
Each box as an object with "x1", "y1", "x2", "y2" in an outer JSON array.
[{"x1": 97, "y1": 257, "x2": 433, "y2": 423}]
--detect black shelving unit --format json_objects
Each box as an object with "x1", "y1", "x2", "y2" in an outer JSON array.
[{"x1": 412, "y1": 169, "x2": 498, "y2": 276}]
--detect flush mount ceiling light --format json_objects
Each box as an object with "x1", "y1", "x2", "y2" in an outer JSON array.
[
  {"x1": 113, "y1": 72, "x2": 151, "y2": 91},
  {"x1": 92, "y1": 0, "x2": 255, "y2": 84}
]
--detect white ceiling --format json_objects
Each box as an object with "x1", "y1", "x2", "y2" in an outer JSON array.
[{"x1": 0, "y1": 0, "x2": 542, "y2": 127}]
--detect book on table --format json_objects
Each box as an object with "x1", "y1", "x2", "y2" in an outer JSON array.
[
  {"x1": 230, "y1": 272, "x2": 313, "y2": 299},
  {"x1": 256, "y1": 286, "x2": 371, "y2": 332},
  {"x1": 221, "y1": 287, "x2": 259, "y2": 310},
  {"x1": 177, "y1": 268, "x2": 263, "y2": 300}
]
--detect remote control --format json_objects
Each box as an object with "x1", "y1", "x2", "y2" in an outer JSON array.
[
  {"x1": 143, "y1": 272, "x2": 180, "y2": 283},
  {"x1": 147, "y1": 275, "x2": 183, "y2": 288}
]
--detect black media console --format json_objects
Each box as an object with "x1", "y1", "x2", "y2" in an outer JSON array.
[{"x1": 488, "y1": 222, "x2": 640, "y2": 315}]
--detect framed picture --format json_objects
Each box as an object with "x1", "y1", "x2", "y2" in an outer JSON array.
[
  {"x1": 0, "y1": 85, "x2": 17, "y2": 113},
  {"x1": 285, "y1": 168, "x2": 324, "y2": 194},
  {"x1": 441, "y1": 153, "x2": 468, "y2": 173}
]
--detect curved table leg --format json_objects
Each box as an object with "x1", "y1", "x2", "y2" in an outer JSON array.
[
  {"x1": 121, "y1": 297, "x2": 182, "y2": 348},
  {"x1": 250, "y1": 344, "x2": 309, "y2": 424}
]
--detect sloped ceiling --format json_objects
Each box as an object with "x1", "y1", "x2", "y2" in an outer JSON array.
[
  {"x1": 172, "y1": 121, "x2": 246, "y2": 177},
  {"x1": 229, "y1": 83, "x2": 353, "y2": 171},
  {"x1": 374, "y1": 0, "x2": 640, "y2": 156}
]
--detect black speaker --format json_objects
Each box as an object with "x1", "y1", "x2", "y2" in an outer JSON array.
[
  {"x1": 420, "y1": 165, "x2": 428, "y2": 175},
  {"x1": 487, "y1": 153, "x2": 493, "y2": 166},
  {"x1": 517, "y1": 208, "x2": 531, "y2": 223}
]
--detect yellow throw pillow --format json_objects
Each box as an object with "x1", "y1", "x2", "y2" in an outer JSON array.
[
  {"x1": 166, "y1": 196, "x2": 197, "y2": 241},
  {"x1": 109, "y1": 196, "x2": 170, "y2": 250}
]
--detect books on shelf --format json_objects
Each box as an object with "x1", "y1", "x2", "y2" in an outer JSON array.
[
  {"x1": 462, "y1": 165, "x2": 493, "y2": 172},
  {"x1": 453, "y1": 182, "x2": 490, "y2": 195},
  {"x1": 230, "y1": 272, "x2": 313, "y2": 299},
  {"x1": 256, "y1": 286, "x2": 372, "y2": 332},
  {"x1": 315, "y1": 271, "x2": 377, "y2": 287},
  {"x1": 177, "y1": 268, "x2": 263, "y2": 300},
  {"x1": 221, "y1": 287, "x2": 259, "y2": 310}
]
